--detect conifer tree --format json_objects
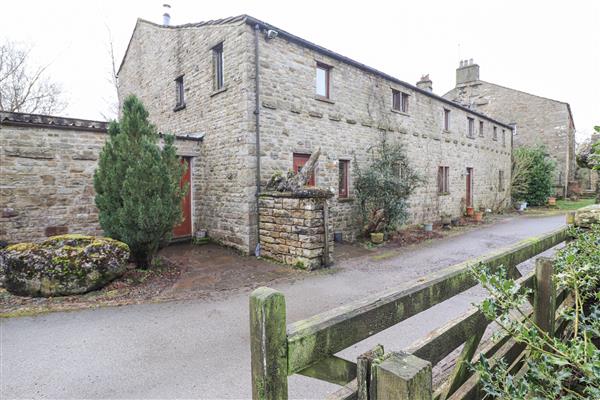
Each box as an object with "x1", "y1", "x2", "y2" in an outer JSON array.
[{"x1": 94, "y1": 95, "x2": 187, "y2": 268}]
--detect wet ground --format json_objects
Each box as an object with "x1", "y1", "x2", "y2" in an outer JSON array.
[{"x1": 1, "y1": 214, "x2": 566, "y2": 399}]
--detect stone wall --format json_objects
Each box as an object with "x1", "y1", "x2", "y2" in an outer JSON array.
[
  {"x1": 254, "y1": 27, "x2": 513, "y2": 241},
  {"x1": 1, "y1": 123, "x2": 106, "y2": 243},
  {"x1": 258, "y1": 191, "x2": 334, "y2": 270},
  {"x1": 0, "y1": 114, "x2": 201, "y2": 244},
  {"x1": 443, "y1": 64, "x2": 576, "y2": 197},
  {"x1": 118, "y1": 18, "x2": 258, "y2": 254}
]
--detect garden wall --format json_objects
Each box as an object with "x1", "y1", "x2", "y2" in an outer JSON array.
[
  {"x1": 0, "y1": 112, "x2": 201, "y2": 244},
  {"x1": 258, "y1": 190, "x2": 334, "y2": 270}
]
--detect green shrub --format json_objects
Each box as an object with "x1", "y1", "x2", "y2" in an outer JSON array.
[
  {"x1": 94, "y1": 95, "x2": 187, "y2": 268},
  {"x1": 353, "y1": 135, "x2": 421, "y2": 235},
  {"x1": 471, "y1": 225, "x2": 600, "y2": 399},
  {"x1": 511, "y1": 146, "x2": 556, "y2": 205}
]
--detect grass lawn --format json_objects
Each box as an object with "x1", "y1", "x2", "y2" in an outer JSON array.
[{"x1": 556, "y1": 198, "x2": 595, "y2": 210}]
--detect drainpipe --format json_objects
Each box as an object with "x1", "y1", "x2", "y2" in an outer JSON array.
[{"x1": 254, "y1": 23, "x2": 261, "y2": 256}]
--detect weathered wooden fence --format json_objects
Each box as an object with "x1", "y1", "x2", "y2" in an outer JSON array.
[{"x1": 250, "y1": 226, "x2": 570, "y2": 399}]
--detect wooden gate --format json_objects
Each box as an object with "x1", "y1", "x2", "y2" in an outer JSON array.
[
  {"x1": 173, "y1": 157, "x2": 192, "y2": 238},
  {"x1": 249, "y1": 227, "x2": 570, "y2": 399}
]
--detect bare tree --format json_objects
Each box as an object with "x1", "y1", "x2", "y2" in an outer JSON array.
[
  {"x1": 0, "y1": 39, "x2": 66, "y2": 114},
  {"x1": 100, "y1": 25, "x2": 120, "y2": 120}
]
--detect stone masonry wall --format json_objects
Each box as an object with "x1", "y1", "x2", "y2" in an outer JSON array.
[
  {"x1": 253, "y1": 27, "x2": 513, "y2": 241},
  {"x1": 118, "y1": 19, "x2": 257, "y2": 254},
  {"x1": 259, "y1": 192, "x2": 334, "y2": 270},
  {"x1": 444, "y1": 80, "x2": 576, "y2": 196},
  {"x1": 0, "y1": 122, "x2": 200, "y2": 244}
]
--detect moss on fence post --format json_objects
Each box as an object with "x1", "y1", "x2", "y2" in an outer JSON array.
[{"x1": 249, "y1": 287, "x2": 288, "y2": 400}]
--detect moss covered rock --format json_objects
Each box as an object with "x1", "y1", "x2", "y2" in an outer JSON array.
[
  {"x1": 574, "y1": 204, "x2": 600, "y2": 228},
  {"x1": 0, "y1": 234, "x2": 130, "y2": 297}
]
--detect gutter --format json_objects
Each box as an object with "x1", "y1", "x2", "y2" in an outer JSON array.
[{"x1": 254, "y1": 23, "x2": 262, "y2": 256}]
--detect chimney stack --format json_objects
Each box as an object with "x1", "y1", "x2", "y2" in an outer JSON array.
[
  {"x1": 456, "y1": 59, "x2": 479, "y2": 85},
  {"x1": 416, "y1": 74, "x2": 433, "y2": 92},
  {"x1": 162, "y1": 4, "x2": 171, "y2": 26}
]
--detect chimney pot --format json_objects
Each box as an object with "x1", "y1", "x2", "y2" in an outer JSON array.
[
  {"x1": 456, "y1": 59, "x2": 479, "y2": 85},
  {"x1": 162, "y1": 3, "x2": 171, "y2": 26},
  {"x1": 416, "y1": 74, "x2": 433, "y2": 92}
]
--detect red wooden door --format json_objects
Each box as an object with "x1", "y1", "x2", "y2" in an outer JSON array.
[
  {"x1": 466, "y1": 167, "x2": 473, "y2": 207},
  {"x1": 293, "y1": 153, "x2": 315, "y2": 186},
  {"x1": 173, "y1": 157, "x2": 192, "y2": 238}
]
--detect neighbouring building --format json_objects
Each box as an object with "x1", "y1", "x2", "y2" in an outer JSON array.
[
  {"x1": 443, "y1": 60, "x2": 576, "y2": 197},
  {"x1": 0, "y1": 111, "x2": 202, "y2": 243},
  {"x1": 117, "y1": 15, "x2": 512, "y2": 255}
]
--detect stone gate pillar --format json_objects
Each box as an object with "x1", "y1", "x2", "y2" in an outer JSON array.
[{"x1": 258, "y1": 189, "x2": 334, "y2": 270}]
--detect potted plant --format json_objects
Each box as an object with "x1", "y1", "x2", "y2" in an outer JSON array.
[
  {"x1": 440, "y1": 213, "x2": 452, "y2": 228},
  {"x1": 370, "y1": 232, "x2": 384, "y2": 244},
  {"x1": 474, "y1": 210, "x2": 483, "y2": 222},
  {"x1": 548, "y1": 196, "x2": 557, "y2": 206},
  {"x1": 466, "y1": 206, "x2": 475, "y2": 217}
]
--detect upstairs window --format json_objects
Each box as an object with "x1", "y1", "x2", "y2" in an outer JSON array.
[
  {"x1": 443, "y1": 109, "x2": 450, "y2": 131},
  {"x1": 393, "y1": 89, "x2": 409, "y2": 113},
  {"x1": 479, "y1": 121, "x2": 484, "y2": 137},
  {"x1": 316, "y1": 63, "x2": 331, "y2": 98},
  {"x1": 338, "y1": 160, "x2": 349, "y2": 198},
  {"x1": 437, "y1": 166, "x2": 450, "y2": 194},
  {"x1": 213, "y1": 43, "x2": 224, "y2": 91},
  {"x1": 502, "y1": 129, "x2": 506, "y2": 147},
  {"x1": 293, "y1": 153, "x2": 315, "y2": 186},
  {"x1": 175, "y1": 75, "x2": 185, "y2": 109},
  {"x1": 467, "y1": 117, "x2": 475, "y2": 138},
  {"x1": 493, "y1": 126, "x2": 498, "y2": 141}
]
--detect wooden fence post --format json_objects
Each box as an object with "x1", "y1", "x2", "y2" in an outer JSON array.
[
  {"x1": 534, "y1": 257, "x2": 556, "y2": 336},
  {"x1": 373, "y1": 352, "x2": 431, "y2": 400},
  {"x1": 357, "y1": 345, "x2": 384, "y2": 400},
  {"x1": 250, "y1": 287, "x2": 288, "y2": 400}
]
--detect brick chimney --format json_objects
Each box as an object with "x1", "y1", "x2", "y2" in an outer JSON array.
[
  {"x1": 456, "y1": 59, "x2": 480, "y2": 85},
  {"x1": 416, "y1": 74, "x2": 433, "y2": 92}
]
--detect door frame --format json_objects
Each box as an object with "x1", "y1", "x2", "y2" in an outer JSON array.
[
  {"x1": 466, "y1": 167, "x2": 474, "y2": 208},
  {"x1": 173, "y1": 156, "x2": 193, "y2": 239}
]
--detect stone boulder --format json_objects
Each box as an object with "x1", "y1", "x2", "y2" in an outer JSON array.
[
  {"x1": 0, "y1": 234, "x2": 129, "y2": 297},
  {"x1": 574, "y1": 204, "x2": 600, "y2": 228}
]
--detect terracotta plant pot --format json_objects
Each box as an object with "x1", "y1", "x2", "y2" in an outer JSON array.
[
  {"x1": 548, "y1": 197, "x2": 556, "y2": 206},
  {"x1": 370, "y1": 232, "x2": 384, "y2": 244},
  {"x1": 466, "y1": 207, "x2": 475, "y2": 217},
  {"x1": 474, "y1": 211, "x2": 483, "y2": 222}
]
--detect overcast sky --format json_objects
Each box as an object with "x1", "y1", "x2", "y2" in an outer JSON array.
[{"x1": 3, "y1": 0, "x2": 599, "y2": 141}]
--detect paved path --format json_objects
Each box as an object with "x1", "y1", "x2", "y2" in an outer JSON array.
[{"x1": 1, "y1": 215, "x2": 565, "y2": 399}]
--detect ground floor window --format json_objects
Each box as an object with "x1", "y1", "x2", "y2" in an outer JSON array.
[
  {"x1": 338, "y1": 160, "x2": 349, "y2": 197},
  {"x1": 293, "y1": 153, "x2": 315, "y2": 186},
  {"x1": 437, "y1": 166, "x2": 450, "y2": 194},
  {"x1": 499, "y1": 170, "x2": 505, "y2": 191}
]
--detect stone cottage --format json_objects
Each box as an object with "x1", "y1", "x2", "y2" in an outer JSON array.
[
  {"x1": 117, "y1": 15, "x2": 513, "y2": 255},
  {"x1": 443, "y1": 60, "x2": 576, "y2": 197}
]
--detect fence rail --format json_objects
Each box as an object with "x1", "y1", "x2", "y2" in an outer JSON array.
[{"x1": 250, "y1": 226, "x2": 570, "y2": 399}]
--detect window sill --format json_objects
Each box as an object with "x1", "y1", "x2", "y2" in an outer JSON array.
[
  {"x1": 173, "y1": 103, "x2": 186, "y2": 112},
  {"x1": 338, "y1": 197, "x2": 354, "y2": 203},
  {"x1": 466, "y1": 135, "x2": 476, "y2": 140},
  {"x1": 391, "y1": 109, "x2": 410, "y2": 117},
  {"x1": 315, "y1": 95, "x2": 335, "y2": 104},
  {"x1": 437, "y1": 192, "x2": 450, "y2": 196},
  {"x1": 210, "y1": 86, "x2": 228, "y2": 97},
  {"x1": 442, "y1": 129, "x2": 451, "y2": 134}
]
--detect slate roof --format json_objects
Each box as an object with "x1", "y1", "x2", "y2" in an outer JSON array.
[
  {"x1": 120, "y1": 15, "x2": 515, "y2": 130},
  {"x1": 0, "y1": 111, "x2": 108, "y2": 132}
]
